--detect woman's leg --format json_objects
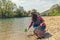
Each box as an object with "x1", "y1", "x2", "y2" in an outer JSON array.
[
  {"x1": 37, "y1": 26, "x2": 46, "y2": 39},
  {"x1": 33, "y1": 27, "x2": 38, "y2": 36},
  {"x1": 33, "y1": 30, "x2": 38, "y2": 36},
  {"x1": 37, "y1": 30, "x2": 45, "y2": 39}
]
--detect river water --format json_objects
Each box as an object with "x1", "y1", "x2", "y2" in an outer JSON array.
[{"x1": 0, "y1": 17, "x2": 31, "y2": 40}]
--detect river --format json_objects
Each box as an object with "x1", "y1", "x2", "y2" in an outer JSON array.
[{"x1": 0, "y1": 17, "x2": 31, "y2": 40}]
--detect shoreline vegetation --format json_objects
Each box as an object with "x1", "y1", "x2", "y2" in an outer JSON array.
[{"x1": 0, "y1": 0, "x2": 60, "y2": 18}]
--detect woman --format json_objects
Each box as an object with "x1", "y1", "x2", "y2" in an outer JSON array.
[{"x1": 28, "y1": 12, "x2": 46, "y2": 39}]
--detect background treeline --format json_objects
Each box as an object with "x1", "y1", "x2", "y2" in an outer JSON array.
[
  {"x1": 41, "y1": 4, "x2": 60, "y2": 16},
  {"x1": 0, "y1": 0, "x2": 38, "y2": 18},
  {"x1": 0, "y1": 0, "x2": 60, "y2": 18},
  {"x1": 0, "y1": 0, "x2": 28, "y2": 18}
]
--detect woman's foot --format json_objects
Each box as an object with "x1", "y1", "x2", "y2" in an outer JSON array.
[
  {"x1": 42, "y1": 36, "x2": 45, "y2": 38},
  {"x1": 37, "y1": 37, "x2": 42, "y2": 39},
  {"x1": 37, "y1": 36, "x2": 45, "y2": 39}
]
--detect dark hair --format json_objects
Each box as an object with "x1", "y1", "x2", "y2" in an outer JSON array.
[{"x1": 31, "y1": 12, "x2": 38, "y2": 22}]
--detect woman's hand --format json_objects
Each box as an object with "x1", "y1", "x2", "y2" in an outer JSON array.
[
  {"x1": 40, "y1": 22, "x2": 46, "y2": 27},
  {"x1": 28, "y1": 27, "x2": 30, "y2": 30},
  {"x1": 28, "y1": 26, "x2": 30, "y2": 31},
  {"x1": 40, "y1": 22, "x2": 44, "y2": 26},
  {"x1": 40, "y1": 23, "x2": 42, "y2": 26}
]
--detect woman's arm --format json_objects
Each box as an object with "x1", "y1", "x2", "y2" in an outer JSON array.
[
  {"x1": 28, "y1": 21, "x2": 33, "y2": 30},
  {"x1": 38, "y1": 16, "x2": 46, "y2": 26}
]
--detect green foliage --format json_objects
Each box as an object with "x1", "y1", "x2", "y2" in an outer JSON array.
[
  {"x1": 0, "y1": 0, "x2": 28, "y2": 18},
  {"x1": 0, "y1": 0, "x2": 16, "y2": 18},
  {"x1": 41, "y1": 4, "x2": 60, "y2": 16},
  {"x1": 0, "y1": 0, "x2": 60, "y2": 18}
]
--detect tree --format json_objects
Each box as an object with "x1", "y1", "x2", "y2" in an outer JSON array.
[
  {"x1": 15, "y1": 6, "x2": 26, "y2": 17},
  {"x1": 41, "y1": 4, "x2": 60, "y2": 16},
  {"x1": 0, "y1": 0, "x2": 16, "y2": 18}
]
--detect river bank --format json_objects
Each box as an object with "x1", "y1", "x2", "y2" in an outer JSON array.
[
  {"x1": 25, "y1": 16, "x2": 60, "y2": 40},
  {"x1": 0, "y1": 16, "x2": 60, "y2": 40}
]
